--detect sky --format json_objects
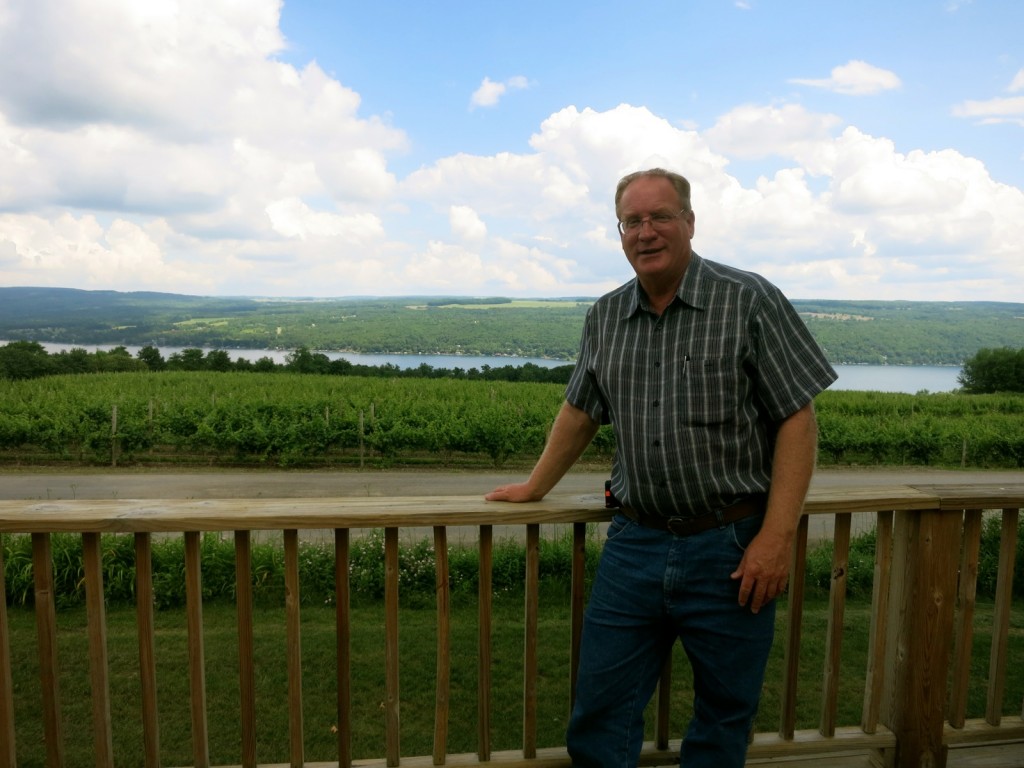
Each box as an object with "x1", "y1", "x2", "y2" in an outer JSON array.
[{"x1": 1, "y1": 0, "x2": 1023, "y2": 303}]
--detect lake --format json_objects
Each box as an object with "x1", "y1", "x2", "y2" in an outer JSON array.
[
  {"x1": 13, "y1": 341, "x2": 963, "y2": 394},
  {"x1": 828, "y1": 364, "x2": 961, "y2": 393}
]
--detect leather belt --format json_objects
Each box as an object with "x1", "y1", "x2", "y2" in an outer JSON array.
[{"x1": 618, "y1": 494, "x2": 767, "y2": 538}]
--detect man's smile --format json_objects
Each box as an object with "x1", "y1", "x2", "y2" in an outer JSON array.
[{"x1": 637, "y1": 245, "x2": 665, "y2": 257}]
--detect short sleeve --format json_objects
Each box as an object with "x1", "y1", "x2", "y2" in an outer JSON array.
[
  {"x1": 752, "y1": 287, "x2": 837, "y2": 421},
  {"x1": 565, "y1": 310, "x2": 611, "y2": 424}
]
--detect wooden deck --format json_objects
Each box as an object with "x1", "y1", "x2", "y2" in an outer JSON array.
[
  {"x1": 743, "y1": 744, "x2": 1024, "y2": 768},
  {"x1": 1, "y1": 481, "x2": 1022, "y2": 768}
]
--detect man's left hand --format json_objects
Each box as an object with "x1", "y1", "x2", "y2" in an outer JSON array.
[{"x1": 730, "y1": 530, "x2": 791, "y2": 614}]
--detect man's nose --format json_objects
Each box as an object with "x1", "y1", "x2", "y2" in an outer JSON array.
[{"x1": 638, "y1": 219, "x2": 658, "y2": 237}]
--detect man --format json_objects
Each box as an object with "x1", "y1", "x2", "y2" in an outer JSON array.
[{"x1": 485, "y1": 168, "x2": 836, "y2": 767}]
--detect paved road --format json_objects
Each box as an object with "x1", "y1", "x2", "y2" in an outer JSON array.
[
  {"x1": 3, "y1": 465, "x2": 1022, "y2": 501},
  {"x1": 3, "y1": 466, "x2": 1022, "y2": 543}
]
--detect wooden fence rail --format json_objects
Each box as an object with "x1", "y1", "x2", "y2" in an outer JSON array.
[{"x1": 1, "y1": 482, "x2": 1023, "y2": 768}]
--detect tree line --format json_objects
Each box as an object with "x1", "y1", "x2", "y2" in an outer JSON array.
[
  {"x1": 5, "y1": 339, "x2": 1024, "y2": 394},
  {"x1": 0, "y1": 340, "x2": 574, "y2": 384}
]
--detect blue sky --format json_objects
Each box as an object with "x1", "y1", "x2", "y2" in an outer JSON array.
[
  {"x1": 1, "y1": 0, "x2": 1022, "y2": 302},
  {"x1": 279, "y1": 1, "x2": 1022, "y2": 186}
]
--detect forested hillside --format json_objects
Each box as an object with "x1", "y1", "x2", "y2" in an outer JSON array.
[
  {"x1": 797, "y1": 299, "x2": 1024, "y2": 365},
  {"x1": 1, "y1": 287, "x2": 1021, "y2": 366}
]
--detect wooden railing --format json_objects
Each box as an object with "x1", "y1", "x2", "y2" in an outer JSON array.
[{"x1": 1, "y1": 482, "x2": 1022, "y2": 768}]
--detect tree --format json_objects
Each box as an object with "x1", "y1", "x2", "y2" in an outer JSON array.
[
  {"x1": 168, "y1": 348, "x2": 207, "y2": 371},
  {"x1": 958, "y1": 347, "x2": 1024, "y2": 394},
  {"x1": 286, "y1": 346, "x2": 330, "y2": 374},
  {"x1": 205, "y1": 349, "x2": 233, "y2": 372},
  {"x1": 95, "y1": 346, "x2": 145, "y2": 372},
  {"x1": 0, "y1": 341, "x2": 56, "y2": 379},
  {"x1": 53, "y1": 347, "x2": 95, "y2": 374},
  {"x1": 137, "y1": 345, "x2": 166, "y2": 371}
]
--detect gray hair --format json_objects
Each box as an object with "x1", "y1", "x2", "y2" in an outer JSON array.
[{"x1": 614, "y1": 168, "x2": 692, "y2": 218}]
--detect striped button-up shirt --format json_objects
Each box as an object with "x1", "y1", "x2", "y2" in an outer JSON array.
[{"x1": 566, "y1": 252, "x2": 837, "y2": 518}]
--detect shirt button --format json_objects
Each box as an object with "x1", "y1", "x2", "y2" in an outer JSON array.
[
  {"x1": 653, "y1": 439, "x2": 661, "y2": 447},
  {"x1": 654, "y1": 361, "x2": 661, "y2": 368},
  {"x1": 653, "y1": 399, "x2": 660, "y2": 408}
]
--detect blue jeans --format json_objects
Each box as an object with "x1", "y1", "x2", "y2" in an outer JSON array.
[{"x1": 566, "y1": 513, "x2": 776, "y2": 768}]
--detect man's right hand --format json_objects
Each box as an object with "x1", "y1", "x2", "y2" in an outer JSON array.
[{"x1": 484, "y1": 483, "x2": 542, "y2": 503}]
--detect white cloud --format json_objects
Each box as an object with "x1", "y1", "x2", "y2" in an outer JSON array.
[
  {"x1": 470, "y1": 75, "x2": 529, "y2": 109},
  {"x1": 449, "y1": 206, "x2": 487, "y2": 242},
  {"x1": 705, "y1": 103, "x2": 843, "y2": 161},
  {"x1": 951, "y1": 69, "x2": 1024, "y2": 127},
  {"x1": 400, "y1": 101, "x2": 1024, "y2": 299},
  {"x1": 0, "y1": 0, "x2": 1021, "y2": 302},
  {"x1": 0, "y1": 0, "x2": 405, "y2": 217},
  {"x1": 403, "y1": 150, "x2": 591, "y2": 221},
  {"x1": 952, "y1": 96, "x2": 1024, "y2": 126},
  {"x1": 265, "y1": 198, "x2": 384, "y2": 241},
  {"x1": 0, "y1": 0, "x2": 411, "y2": 294},
  {"x1": 0, "y1": 0, "x2": 287, "y2": 134},
  {"x1": 790, "y1": 60, "x2": 902, "y2": 96},
  {"x1": 0, "y1": 211, "x2": 210, "y2": 292},
  {"x1": 399, "y1": 238, "x2": 583, "y2": 296}
]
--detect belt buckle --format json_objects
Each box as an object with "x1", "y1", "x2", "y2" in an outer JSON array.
[{"x1": 666, "y1": 517, "x2": 696, "y2": 537}]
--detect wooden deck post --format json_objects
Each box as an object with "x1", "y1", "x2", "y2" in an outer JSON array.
[{"x1": 882, "y1": 507, "x2": 961, "y2": 768}]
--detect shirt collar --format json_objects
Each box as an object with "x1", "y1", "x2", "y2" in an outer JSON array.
[{"x1": 622, "y1": 251, "x2": 707, "y2": 318}]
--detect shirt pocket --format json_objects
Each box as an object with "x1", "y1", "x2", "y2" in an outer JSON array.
[{"x1": 679, "y1": 356, "x2": 741, "y2": 426}]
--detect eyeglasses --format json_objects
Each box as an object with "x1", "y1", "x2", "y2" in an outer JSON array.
[{"x1": 617, "y1": 209, "x2": 687, "y2": 236}]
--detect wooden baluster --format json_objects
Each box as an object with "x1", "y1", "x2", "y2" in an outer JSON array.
[
  {"x1": 433, "y1": 526, "x2": 451, "y2": 765},
  {"x1": 235, "y1": 531, "x2": 257, "y2": 768},
  {"x1": 986, "y1": 508, "x2": 1020, "y2": 726},
  {"x1": 478, "y1": 525, "x2": 493, "y2": 762},
  {"x1": 184, "y1": 531, "x2": 210, "y2": 768},
  {"x1": 655, "y1": 655, "x2": 672, "y2": 751},
  {"x1": 820, "y1": 512, "x2": 851, "y2": 737},
  {"x1": 32, "y1": 533, "x2": 64, "y2": 766},
  {"x1": 285, "y1": 529, "x2": 304, "y2": 767},
  {"x1": 949, "y1": 510, "x2": 983, "y2": 728},
  {"x1": 385, "y1": 527, "x2": 401, "y2": 766},
  {"x1": 862, "y1": 510, "x2": 893, "y2": 734},
  {"x1": 523, "y1": 523, "x2": 540, "y2": 758},
  {"x1": 82, "y1": 532, "x2": 114, "y2": 767},
  {"x1": 0, "y1": 537, "x2": 16, "y2": 768},
  {"x1": 569, "y1": 522, "x2": 586, "y2": 714},
  {"x1": 134, "y1": 533, "x2": 161, "y2": 768},
  {"x1": 336, "y1": 528, "x2": 353, "y2": 768},
  {"x1": 779, "y1": 515, "x2": 809, "y2": 740}
]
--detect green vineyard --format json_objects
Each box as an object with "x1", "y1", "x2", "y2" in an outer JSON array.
[{"x1": 0, "y1": 372, "x2": 1022, "y2": 469}]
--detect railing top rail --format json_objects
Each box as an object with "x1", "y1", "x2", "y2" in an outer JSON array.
[
  {"x1": 803, "y1": 484, "x2": 942, "y2": 515},
  {"x1": 0, "y1": 495, "x2": 610, "y2": 534},
  {"x1": 0, "y1": 483, "x2": 1021, "y2": 534},
  {"x1": 902, "y1": 483, "x2": 1024, "y2": 511}
]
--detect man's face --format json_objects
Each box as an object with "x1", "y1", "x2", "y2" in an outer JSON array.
[{"x1": 618, "y1": 176, "x2": 695, "y2": 291}]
